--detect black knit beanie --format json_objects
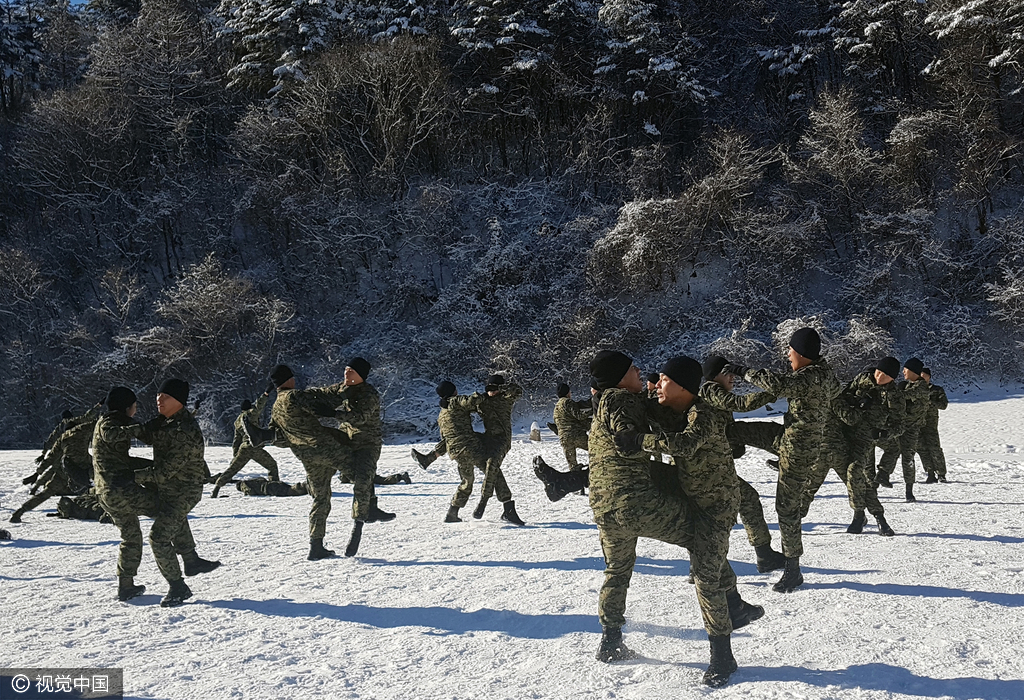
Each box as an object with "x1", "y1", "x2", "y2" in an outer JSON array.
[
  {"x1": 904, "y1": 357, "x2": 924, "y2": 376},
  {"x1": 661, "y1": 356, "x2": 703, "y2": 395},
  {"x1": 241, "y1": 399, "x2": 253, "y2": 411},
  {"x1": 61, "y1": 410, "x2": 74, "y2": 421},
  {"x1": 875, "y1": 357, "x2": 900, "y2": 381},
  {"x1": 646, "y1": 372, "x2": 660, "y2": 385},
  {"x1": 590, "y1": 350, "x2": 633, "y2": 390},
  {"x1": 270, "y1": 364, "x2": 294, "y2": 387},
  {"x1": 436, "y1": 381, "x2": 457, "y2": 399},
  {"x1": 106, "y1": 386, "x2": 137, "y2": 412},
  {"x1": 348, "y1": 357, "x2": 371, "y2": 381},
  {"x1": 702, "y1": 355, "x2": 729, "y2": 382},
  {"x1": 556, "y1": 383, "x2": 570, "y2": 398},
  {"x1": 789, "y1": 327, "x2": 822, "y2": 361},
  {"x1": 158, "y1": 378, "x2": 190, "y2": 406},
  {"x1": 921, "y1": 367, "x2": 932, "y2": 376}
]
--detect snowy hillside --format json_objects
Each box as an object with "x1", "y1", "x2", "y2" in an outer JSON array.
[{"x1": 2, "y1": 395, "x2": 1024, "y2": 699}]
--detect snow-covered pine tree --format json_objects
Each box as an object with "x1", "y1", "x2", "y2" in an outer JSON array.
[
  {"x1": 0, "y1": 0, "x2": 43, "y2": 111},
  {"x1": 216, "y1": 0, "x2": 343, "y2": 95}
]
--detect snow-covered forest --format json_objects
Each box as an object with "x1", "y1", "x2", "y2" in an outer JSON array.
[{"x1": 1, "y1": 0, "x2": 1023, "y2": 444}]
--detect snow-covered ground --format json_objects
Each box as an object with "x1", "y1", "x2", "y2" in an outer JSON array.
[{"x1": 3, "y1": 394, "x2": 1024, "y2": 700}]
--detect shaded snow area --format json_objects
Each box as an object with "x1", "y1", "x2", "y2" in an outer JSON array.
[{"x1": 3, "y1": 396, "x2": 1024, "y2": 700}]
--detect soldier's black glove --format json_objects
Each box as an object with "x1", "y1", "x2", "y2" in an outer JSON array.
[
  {"x1": 723, "y1": 363, "x2": 749, "y2": 377},
  {"x1": 439, "y1": 396, "x2": 450, "y2": 409},
  {"x1": 22, "y1": 472, "x2": 39, "y2": 485},
  {"x1": 857, "y1": 396, "x2": 874, "y2": 410},
  {"x1": 870, "y1": 428, "x2": 889, "y2": 440},
  {"x1": 614, "y1": 431, "x2": 644, "y2": 454},
  {"x1": 731, "y1": 442, "x2": 747, "y2": 459},
  {"x1": 35, "y1": 454, "x2": 45, "y2": 465}
]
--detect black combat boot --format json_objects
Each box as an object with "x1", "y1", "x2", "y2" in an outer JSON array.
[
  {"x1": 546, "y1": 422, "x2": 559, "y2": 435},
  {"x1": 533, "y1": 455, "x2": 587, "y2": 502},
  {"x1": 399, "y1": 472, "x2": 412, "y2": 485},
  {"x1": 242, "y1": 417, "x2": 276, "y2": 448},
  {"x1": 876, "y1": 514, "x2": 895, "y2": 537},
  {"x1": 182, "y1": 550, "x2": 221, "y2": 576},
  {"x1": 726, "y1": 589, "x2": 764, "y2": 630},
  {"x1": 0, "y1": 528, "x2": 11, "y2": 540},
  {"x1": 160, "y1": 578, "x2": 192, "y2": 607},
  {"x1": 472, "y1": 498, "x2": 488, "y2": 520},
  {"x1": 411, "y1": 448, "x2": 437, "y2": 470},
  {"x1": 905, "y1": 484, "x2": 916, "y2": 503},
  {"x1": 703, "y1": 635, "x2": 738, "y2": 688},
  {"x1": 500, "y1": 500, "x2": 525, "y2": 526},
  {"x1": 9, "y1": 508, "x2": 24, "y2": 523},
  {"x1": 307, "y1": 537, "x2": 336, "y2": 561},
  {"x1": 595, "y1": 627, "x2": 638, "y2": 662},
  {"x1": 366, "y1": 498, "x2": 396, "y2": 523},
  {"x1": 444, "y1": 506, "x2": 462, "y2": 523},
  {"x1": 924, "y1": 473, "x2": 938, "y2": 484},
  {"x1": 847, "y1": 510, "x2": 866, "y2": 534},
  {"x1": 753, "y1": 544, "x2": 786, "y2": 573},
  {"x1": 938, "y1": 474, "x2": 948, "y2": 483},
  {"x1": 117, "y1": 575, "x2": 146, "y2": 602},
  {"x1": 766, "y1": 459, "x2": 779, "y2": 471},
  {"x1": 875, "y1": 472, "x2": 893, "y2": 488},
  {"x1": 772, "y1": 557, "x2": 804, "y2": 593},
  {"x1": 344, "y1": 521, "x2": 364, "y2": 557}
]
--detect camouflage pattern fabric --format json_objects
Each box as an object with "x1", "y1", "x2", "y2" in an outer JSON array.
[
  {"x1": 892, "y1": 379, "x2": 932, "y2": 485},
  {"x1": 336, "y1": 381, "x2": 383, "y2": 449},
  {"x1": 42, "y1": 406, "x2": 100, "y2": 454},
  {"x1": 271, "y1": 384, "x2": 346, "y2": 448},
  {"x1": 553, "y1": 396, "x2": 592, "y2": 470},
  {"x1": 372, "y1": 473, "x2": 407, "y2": 486},
  {"x1": 237, "y1": 478, "x2": 308, "y2": 496},
  {"x1": 478, "y1": 382, "x2": 523, "y2": 503},
  {"x1": 919, "y1": 383, "x2": 949, "y2": 478},
  {"x1": 56, "y1": 492, "x2": 111, "y2": 522},
  {"x1": 643, "y1": 396, "x2": 744, "y2": 637},
  {"x1": 437, "y1": 396, "x2": 506, "y2": 508},
  {"x1": 219, "y1": 394, "x2": 279, "y2": 485},
  {"x1": 737, "y1": 478, "x2": 771, "y2": 546},
  {"x1": 588, "y1": 389, "x2": 726, "y2": 635},
  {"x1": 729, "y1": 420, "x2": 783, "y2": 457},
  {"x1": 741, "y1": 359, "x2": 842, "y2": 559}
]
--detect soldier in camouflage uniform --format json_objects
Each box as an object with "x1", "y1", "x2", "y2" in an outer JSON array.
[
  {"x1": 588, "y1": 351, "x2": 758, "y2": 688},
  {"x1": 919, "y1": 368, "x2": 949, "y2": 483},
  {"x1": 236, "y1": 478, "x2": 309, "y2": 497},
  {"x1": 38, "y1": 404, "x2": 103, "y2": 462},
  {"x1": 725, "y1": 327, "x2": 842, "y2": 593},
  {"x1": 552, "y1": 383, "x2": 592, "y2": 471},
  {"x1": 831, "y1": 358, "x2": 902, "y2": 536},
  {"x1": 10, "y1": 417, "x2": 97, "y2": 522},
  {"x1": 260, "y1": 363, "x2": 378, "y2": 560},
  {"x1": 433, "y1": 381, "x2": 489, "y2": 523},
  {"x1": 128, "y1": 379, "x2": 221, "y2": 607},
  {"x1": 92, "y1": 387, "x2": 164, "y2": 602},
  {"x1": 699, "y1": 356, "x2": 786, "y2": 572},
  {"x1": 473, "y1": 374, "x2": 526, "y2": 525},
  {"x1": 877, "y1": 358, "x2": 931, "y2": 502},
  {"x1": 646, "y1": 372, "x2": 660, "y2": 400},
  {"x1": 211, "y1": 392, "x2": 279, "y2": 498}
]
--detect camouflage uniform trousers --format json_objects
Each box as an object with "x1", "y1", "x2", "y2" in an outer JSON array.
[
  {"x1": 18, "y1": 457, "x2": 91, "y2": 515},
  {"x1": 149, "y1": 484, "x2": 202, "y2": 583},
  {"x1": 293, "y1": 441, "x2": 374, "y2": 539},
  {"x1": 98, "y1": 483, "x2": 161, "y2": 578},
  {"x1": 560, "y1": 433, "x2": 589, "y2": 471},
  {"x1": 775, "y1": 432, "x2": 825, "y2": 559},
  {"x1": 917, "y1": 426, "x2": 946, "y2": 478},
  {"x1": 878, "y1": 428, "x2": 921, "y2": 485},
  {"x1": 478, "y1": 438, "x2": 514, "y2": 504},
  {"x1": 219, "y1": 446, "x2": 279, "y2": 485},
  {"x1": 730, "y1": 421, "x2": 783, "y2": 457},
  {"x1": 449, "y1": 441, "x2": 494, "y2": 508},
  {"x1": 845, "y1": 437, "x2": 885, "y2": 517},
  {"x1": 595, "y1": 495, "x2": 736, "y2": 637},
  {"x1": 800, "y1": 441, "x2": 858, "y2": 518},
  {"x1": 737, "y1": 478, "x2": 771, "y2": 547}
]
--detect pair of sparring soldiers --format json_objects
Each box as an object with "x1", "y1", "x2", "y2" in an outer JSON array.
[{"x1": 410, "y1": 374, "x2": 526, "y2": 525}]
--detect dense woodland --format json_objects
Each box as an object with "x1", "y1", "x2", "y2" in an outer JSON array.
[{"x1": 0, "y1": 0, "x2": 1022, "y2": 443}]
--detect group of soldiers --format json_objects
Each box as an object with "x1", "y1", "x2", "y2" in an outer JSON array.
[
  {"x1": 4, "y1": 330, "x2": 950, "y2": 689},
  {"x1": 528, "y1": 327, "x2": 949, "y2": 687}
]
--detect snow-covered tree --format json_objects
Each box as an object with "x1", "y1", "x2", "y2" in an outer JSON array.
[{"x1": 0, "y1": 0, "x2": 43, "y2": 111}]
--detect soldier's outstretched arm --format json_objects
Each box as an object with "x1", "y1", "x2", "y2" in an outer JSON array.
[
  {"x1": 931, "y1": 386, "x2": 949, "y2": 410},
  {"x1": 642, "y1": 411, "x2": 715, "y2": 461},
  {"x1": 567, "y1": 398, "x2": 594, "y2": 421},
  {"x1": 254, "y1": 392, "x2": 269, "y2": 415},
  {"x1": 742, "y1": 367, "x2": 816, "y2": 398}
]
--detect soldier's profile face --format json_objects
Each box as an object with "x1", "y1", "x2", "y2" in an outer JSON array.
[
  {"x1": 156, "y1": 392, "x2": 183, "y2": 418},
  {"x1": 127, "y1": 402, "x2": 138, "y2": 419},
  {"x1": 344, "y1": 367, "x2": 364, "y2": 386},
  {"x1": 922, "y1": 372, "x2": 931, "y2": 384},
  {"x1": 619, "y1": 365, "x2": 643, "y2": 394},
  {"x1": 656, "y1": 374, "x2": 686, "y2": 407},
  {"x1": 874, "y1": 370, "x2": 893, "y2": 386},
  {"x1": 903, "y1": 368, "x2": 920, "y2": 382},
  {"x1": 715, "y1": 373, "x2": 735, "y2": 392}
]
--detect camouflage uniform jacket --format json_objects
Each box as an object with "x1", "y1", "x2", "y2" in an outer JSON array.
[
  {"x1": 233, "y1": 394, "x2": 269, "y2": 452},
  {"x1": 901, "y1": 379, "x2": 932, "y2": 430},
  {"x1": 44, "y1": 406, "x2": 101, "y2": 453},
  {"x1": 336, "y1": 381, "x2": 382, "y2": 449},
  {"x1": 588, "y1": 388, "x2": 660, "y2": 519},
  {"x1": 644, "y1": 397, "x2": 740, "y2": 525},
  {"x1": 271, "y1": 384, "x2": 346, "y2": 447},
  {"x1": 50, "y1": 419, "x2": 98, "y2": 465},
  {"x1": 741, "y1": 359, "x2": 842, "y2": 440},
  {"x1": 478, "y1": 382, "x2": 523, "y2": 453},
  {"x1": 833, "y1": 371, "x2": 906, "y2": 439},
  {"x1": 924, "y1": 383, "x2": 948, "y2": 430},
  {"x1": 438, "y1": 395, "x2": 484, "y2": 462},
  {"x1": 134, "y1": 408, "x2": 207, "y2": 488},
  {"x1": 92, "y1": 411, "x2": 144, "y2": 491},
  {"x1": 553, "y1": 396, "x2": 592, "y2": 442}
]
